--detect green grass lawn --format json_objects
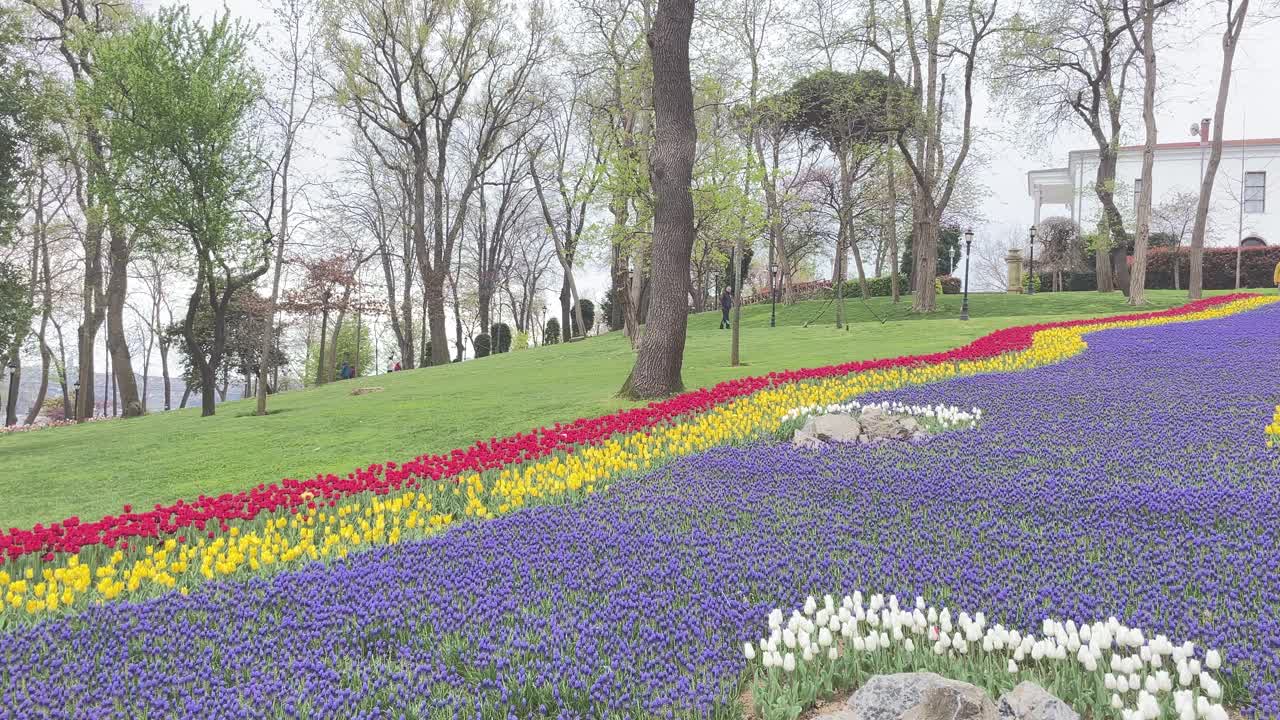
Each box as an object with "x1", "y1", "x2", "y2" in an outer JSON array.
[{"x1": 0, "y1": 289, "x2": 1260, "y2": 528}]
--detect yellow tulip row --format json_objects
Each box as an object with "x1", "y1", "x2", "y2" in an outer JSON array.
[{"x1": 1, "y1": 295, "x2": 1273, "y2": 621}]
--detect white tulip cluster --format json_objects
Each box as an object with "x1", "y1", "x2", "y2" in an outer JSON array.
[
  {"x1": 744, "y1": 591, "x2": 1234, "y2": 720},
  {"x1": 779, "y1": 400, "x2": 982, "y2": 430}
]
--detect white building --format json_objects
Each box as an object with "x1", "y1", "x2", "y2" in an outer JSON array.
[{"x1": 1027, "y1": 129, "x2": 1280, "y2": 247}]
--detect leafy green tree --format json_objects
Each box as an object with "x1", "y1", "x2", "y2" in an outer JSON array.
[
  {"x1": 87, "y1": 8, "x2": 266, "y2": 417},
  {"x1": 0, "y1": 262, "x2": 31, "y2": 366},
  {"x1": 781, "y1": 69, "x2": 913, "y2": 320},
  {"x1": 304, "y1": 321, "x2": 372, "y2": 386},
  {"x1": 902, "y1": 225, "x2": 964, "y2": 281},
  {"x1": 544, "y1": 318, "x2": 560, "y2": 346},
  {"x1": 490, "y1": 323, "x2": 512, "y2": 354},
  {"x1": 570, "y1": 299, "x2": 595, "y2": 337},
  {"x1": 169, "y1": 289, "x2": 288, "y2": 398}
]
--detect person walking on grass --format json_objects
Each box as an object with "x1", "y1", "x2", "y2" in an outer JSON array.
[{"x1": 720, "y1": 286, "x2": 733, "y2": 330}]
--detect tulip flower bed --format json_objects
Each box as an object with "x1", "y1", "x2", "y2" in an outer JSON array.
[
  {"x1": 3, "y1": 302, "x2": 1280, "y2": 719},
  {"x1": 0, "y1": 295, "x2": 1274, "y2": 622},
  {"x1": 744, "y1": 593, "x2": 1232, "y2": 720}
]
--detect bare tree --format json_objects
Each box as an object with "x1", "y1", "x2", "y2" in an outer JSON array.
[
  {"x1": 1126, "y1": 0, "x2": 1157, "y2": 304},
  {"x1": 255, "y1": 0, "x2": 320, "y2": 415},
  {"x1": 1188, "y1": 0, "x2": 1249, "y2": 298},
  {"x1": 324, "y1": 0, "x2": 548, "y2": 366},
  {"x1": 890, "y1": 0, "x2": 997, "y2": 313},
  {"x1": 528, "y1": 73, "x2": 602, "y2": 343}
]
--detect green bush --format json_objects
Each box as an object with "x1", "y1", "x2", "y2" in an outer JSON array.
[
  {"x1": 940, "y1": 276, "x2": 961, "y2": 294},
  {"x1": 544, "y1": 318, "x2": 560, "y2": 345},
  {"x1": 491, "y1": 323, "x2": 512, "y2": 353},
  {"x1": 834, "y1": 275, "x2": 907, "y2": 298},
  {"x1": 474, "y1": 333, "x2": 492, "y2": 358},
  {"x1": 571, "y1": 299, "x2": 595, "y2": 336},
  {"x1": 421, "y1": 340, "x2": 433, "y2": 367},
  {"x1": 512, "y1": 330, "x2": 530, "y2": 351},
  {"x1": 1021, "y1": 274, "x2": 1043, "y2": 293}
]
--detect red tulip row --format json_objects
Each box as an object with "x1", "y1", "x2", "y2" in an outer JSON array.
[{"x1": 0, "y1": 294, "x2": 1249, "y2": 564}]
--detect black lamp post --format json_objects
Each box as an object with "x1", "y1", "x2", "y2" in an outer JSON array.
[
  {"x1": 769, "y1": 264, "x2": 780, "y2": 328},
  {"x1": 1027, "y1": 224, "x2": 1037, "y2": 295},
  {"x1": 960, "y1": 229, "x2": 973, "y2": 321},
  {"x1": 5, "y1": 360, "x2": 17, "y2": 427},
  {"x1": 73, "y1": 380, "x2": 80, "y2": 421}
]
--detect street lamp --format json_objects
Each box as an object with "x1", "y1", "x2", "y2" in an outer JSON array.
[
  {"x1": 5, "y1": 360, "x2": 17, "y2": 426},
  {"x1": 769, "y1": 264, "x2": 780, "y2": 328},
  {"x1": 960, "y1": 230, "x2": 974, "y2": 321},
  {"x1": 73, "y1": 380, "x2": 80, "y2": 421},
  {"x1": 1027, "y1": 224, "x2": 1037, "y2": 295}
]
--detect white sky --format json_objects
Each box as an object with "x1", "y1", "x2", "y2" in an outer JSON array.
[{"x1": 168, "y1": 0, "x2": 1280, "y2": 311}]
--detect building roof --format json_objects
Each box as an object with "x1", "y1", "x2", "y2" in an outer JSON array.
[{"x1": 1110, "y1": 138, "x2": 1280, "y2": 153}]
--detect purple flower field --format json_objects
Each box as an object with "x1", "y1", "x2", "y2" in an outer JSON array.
[{"x1": 3, "y1": 306, "x2": 1279, "y2": 720}]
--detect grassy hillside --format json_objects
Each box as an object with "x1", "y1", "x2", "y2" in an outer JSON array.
[{"x1": 0, "y1": 289, "x2": 1256, "y2": 527}]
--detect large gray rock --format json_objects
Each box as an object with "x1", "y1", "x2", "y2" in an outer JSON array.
[
  {"x1": 859, "y1": 406, "x2": 908, "y2": 441},
  {"x1": 848, "y1": 673, "x2": 999, "y2": 720},
  {"x1": 996, "y1": 683, "x2": 1079, "y2": 720},
  {"x1": 793, "y1": 413, "x2": 863, "y2": 449}
]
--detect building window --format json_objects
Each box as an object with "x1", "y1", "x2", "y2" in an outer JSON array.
[{"x1": 1245, "y1": 172, "x2": 1266, "y2": 213}]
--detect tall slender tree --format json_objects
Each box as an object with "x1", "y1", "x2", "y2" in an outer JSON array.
[{"x1": 1188, "y1": 0, "x2": 1249, "y2": 299}]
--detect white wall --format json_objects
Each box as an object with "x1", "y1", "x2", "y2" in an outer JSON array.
[{"x1": 1054, "y1": 143, "x2": 1280, "y2": 245}]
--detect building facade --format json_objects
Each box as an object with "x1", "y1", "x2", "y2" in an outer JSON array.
[{"x1": 1026, "y1": 134, "x2": 1280, "y2": 247}]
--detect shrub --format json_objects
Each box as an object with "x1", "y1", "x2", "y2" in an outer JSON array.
[
  {"x1": 473, "y1": 333, "x2": 492, "y2": 358},
  {"x1": 939, "y1": 275, "x2": 962, "y2": 294},
  {"x1": 1021, "y1": 274, "x2": 1042, "y2": 293},
  {"x1": 512, "y1": 331, "x2": 530, "y2": 352},
  {"x1": 422, "y1": 341, "x2": 433, "y2": 367},
  {"x1": 835, "y1": 275, "x2": 908, "y2": 299},
  {"x1": 544, "y1": 318, "x2": 560, "y2": 345},
  {"x1": 571, "y1": 299, "x2": 595, "y2": 336},
  {"x1": 41, "y1": 396, "x2": 66, "y2": 423},
  {"x1": 491, "y1": 323, "x2": 512, "y2": 353}
]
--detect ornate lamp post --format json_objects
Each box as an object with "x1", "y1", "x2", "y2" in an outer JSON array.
[
  {"x1": 73, "y1": 381, "x2": 80, "y2": 421},
  {"x1": 1028, "y1": 224, "x2": 1037, "y2": 295},
  {"x1": 960, "y1": 229, "x2": 974, "y2": 321},
  {"x1": 769, "y1": 264, "x2": 780, "y2": 328}
]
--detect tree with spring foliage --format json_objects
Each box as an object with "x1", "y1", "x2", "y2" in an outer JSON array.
[{"x1": 87, "y1": 7, "x2": 266, "y2": 417}]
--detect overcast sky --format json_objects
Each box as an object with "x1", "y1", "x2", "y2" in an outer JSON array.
[{"x1": 165, "y1": 0, "x2": 1280, "y2": 304}]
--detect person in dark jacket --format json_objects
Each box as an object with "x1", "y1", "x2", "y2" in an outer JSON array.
[{"x1": 720, "y1": 287, "x2": 733, "y2": 330}]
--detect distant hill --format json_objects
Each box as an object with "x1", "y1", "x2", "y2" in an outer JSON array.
[{"x1": 4, "y1": 367, "x2": 244, "y2": 420}]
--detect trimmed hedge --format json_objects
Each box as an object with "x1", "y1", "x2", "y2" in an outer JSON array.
[
  {"x1": 473, "y1": 333, "x2": 492, "y2": 358},
  {"x1": 491, "y1": 323, "x2": 512, "y2": 353},
  {"x1": 1037, "y1": 246, "x2": 1279, "y2": 291}
]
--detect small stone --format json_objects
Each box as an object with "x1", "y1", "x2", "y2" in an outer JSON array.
[{"x1": 996, "y1": 683, "x2": 1079, "y2": 720}]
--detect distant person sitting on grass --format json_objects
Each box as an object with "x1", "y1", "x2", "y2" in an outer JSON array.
[
  {"x1": 720, "y1": 287, "x2": 733, "y2": 330},
  {"x1": 394, "y1": 359, "x2": 402, "y2": 372},
  {"x1": 338, "y1": 361, "x2": 352, "y2": 380},
  {"x1": 386, "y1": 357, "x2": 396, "y2": 374}
]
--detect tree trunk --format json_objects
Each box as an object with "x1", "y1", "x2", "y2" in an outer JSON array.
[
  {"x1": 620, "y1": 0, "x2": 695, "y2": 399},
  {"x1": 1189, "y1": 0, "x2": 1248, "y2": 299},
  {"x1": 1093, "y1": 151, "x2": 1125, "y2": 293},
  {"x1": 160, "y1": 336, "x2": 172, "y2": 411},
  {"x1": 180, "y1": 384, "x2": 191, "y2": 409},
  {"x1": 257, "y1": 164, "x2": 290, "y2": 414},
  {"x1": 1128, "y1": 0, "x2": 1156, "y2": 305},
  {"x1": 886, "y1": 140, "x2": 900, "y2": 303},
  {"x1": 315, "y1": 304, "x2": 329, "y2": 386},
  {"x1": 424, "y1": 268, "x2": 451, "y2": 366},
  {"x1": 105, "y1": 223, "x2": 142, "y2": 416}
]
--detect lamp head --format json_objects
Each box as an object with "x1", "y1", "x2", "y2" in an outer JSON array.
[{"x1": 964, "y1": 229, "x2": 974, "y2": 244}]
